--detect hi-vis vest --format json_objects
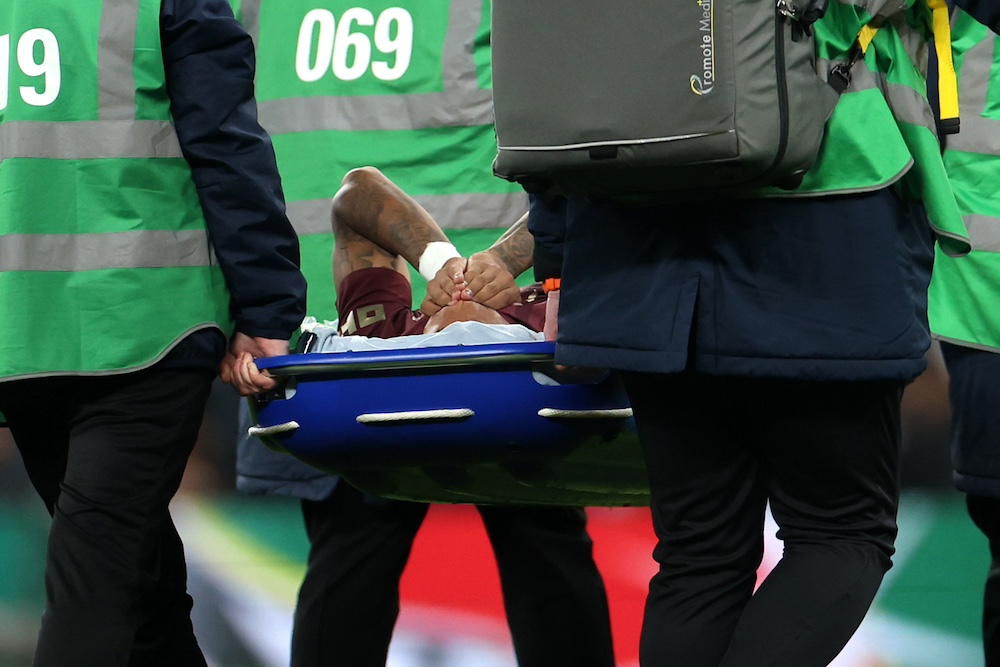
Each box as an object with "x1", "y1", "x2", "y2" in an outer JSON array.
[
  {"x1": 0, "y1": 0, "x2": 234, "y2": 382},
  {"x1": 928, "y1": 10, "x2": 1000, "y2": 353},
  {"x1": 769, "y1": 0, "x2": 970, "y2": 257},
  {"x1": 231, "y1": 0, "x2": 527, "y2": 319}
]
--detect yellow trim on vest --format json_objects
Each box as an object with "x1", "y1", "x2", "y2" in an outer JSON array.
[{"x1": 855, "y1": 0, "x2": 959, "y2": 132}]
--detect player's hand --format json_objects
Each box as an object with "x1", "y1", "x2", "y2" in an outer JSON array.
[
  {"x1": 461, "y1": 251, "x2": 521, "y2": 310},
  {"x1": 219, "y1": 333, "x2": 290, "y2": 396},
  {"x1": 420, "y1": 256, "x2": 467, "y2": 316}
]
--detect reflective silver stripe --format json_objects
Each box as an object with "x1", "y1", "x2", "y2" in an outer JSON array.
[
  {"x1": 825, "y1": 4, "x2": 938, "y2": 136},
  {"x1": 836, "y1": 0, "x2": 908, "y2": 21},
  {"x1": 875, "y1": 72, "x2": 938, "y2": 133},
  {"x1": 965, "y1": 214, "x2": 1000, "y2": 253},
  {"x1": 945, "y1": 38, "x2": 1000, "y2": 155},
  {"x1": 251, "y1": 0, "x2": 493, "y2": 134},
  {"x1": 240, "y1": 0, "x2": 263, "y2": 44},
  {"x1": 412, "y1": 191, "x2": 528, "y2": 230},
  {"x1": 934, "y1": 335, "x2": 1000, "y2": 355},
  {"x1": 237, "y1": 0, "x2": 260, "y2": 43},
  {"x1": 98, "y1": 0, "x2": 140, "y2": 120},
  {"x1": 441, "y1": 0, "x2": 487, "y2": 106},
  {"x1": 955, "y1": 115, "x2": 1000, "y2": 155},
  {"x1": 893, "y1": 15, "x2": 928, "y2": 70},
  {"x1": 286, "y1": 191, "x2": 528, "y2": 236},
  {"x1": 284, "y1": 199, "x2": 334, "y2": 236},
  {"x1": 820, "y1": 59, "x2": 933, "y2": 130},
  {"x1": 0, "y1": 120, "x2": 183, "y2": 161},
  {"x1": 947, "y1": 34, "x2": 1000, "y2": 253},
  {"x1": 887, "y1": 80, "x2": 938, "y2": 132},
  {"x1": 0, "y1": 230, "x2": 213, "y2": 271},
  {"x1": 0, "y1": 1, "x2": 183, "y2": 163},
  {"x1": 258, "y1": 90, "x2": 492, "y2": 134}
]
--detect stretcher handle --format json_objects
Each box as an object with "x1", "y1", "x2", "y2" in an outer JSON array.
[
  {"x1": 248, "y1": 421, "x2": 300, "y2": 437},
  {"x1": 356, "y1": 408, "x2": 475, "y2": 424},
  {"x1": 254, "y1": 344, "x2": 555, "y2": 377},
  {"x1": 538, "y1": 408, "x2": 633, "y2": 419}
]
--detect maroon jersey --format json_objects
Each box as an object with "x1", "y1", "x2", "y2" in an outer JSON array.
[{"x1": 336, "y1": 267, "x2": 547, "y2": 338}]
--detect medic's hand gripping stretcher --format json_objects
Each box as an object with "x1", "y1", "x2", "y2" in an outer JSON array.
[{"x1": 247, "y1": 326, "x2": 648, "y2": 507}]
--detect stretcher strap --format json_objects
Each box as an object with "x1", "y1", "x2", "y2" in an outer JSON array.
[
  {"x1": 248, "y1": 421, "x2": 300, "y2": 437},
  {"x1": 356, "y1": 408, "x2": 475, "y2": 424},
  {"x1": 538, "y1": 408, "x2": 634, "y2": 419}
]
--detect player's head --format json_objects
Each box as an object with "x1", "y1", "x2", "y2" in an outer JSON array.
[{"x1": 423, "y1": 300, "x2": 507, "y2": 334}]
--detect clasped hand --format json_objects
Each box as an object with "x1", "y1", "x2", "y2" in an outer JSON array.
[
  {"x1": 219, "y1": 332, "x2": 290, "y2": 396},
  {"x1": 420, "y1": 252, "x2": 521, "y2": 315}
]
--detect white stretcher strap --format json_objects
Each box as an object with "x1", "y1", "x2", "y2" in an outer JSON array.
[
  {"x1": 356, "y1": 409, "x2": 475, "y2": 424},
  {"x1": 538, "y1": 408, "x2": 633, "y2": 419},
  {"x1": 247, "y1": 421, "x2": 300, "y2": 437}
]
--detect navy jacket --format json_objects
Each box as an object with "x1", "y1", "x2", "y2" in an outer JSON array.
[
  {"x1": 953, "y1": 0, "x2": 1000, "y2": 32},
  {"x1": 162, "y1": 0, "x2": 307, "y2": 369},
  {"x1": 533, "y1": 189, "x2": 935, "y2": 381}
]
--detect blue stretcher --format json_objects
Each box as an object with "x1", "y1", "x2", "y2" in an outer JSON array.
[{"x1": 248, "y1": 341, "x2": 649, "y2": 506}]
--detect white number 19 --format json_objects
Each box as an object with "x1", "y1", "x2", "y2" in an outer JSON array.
[{"x1": 1, "y1": 28, "x2": 62, "y2": 112}]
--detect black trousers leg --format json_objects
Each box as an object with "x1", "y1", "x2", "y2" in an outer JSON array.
[
  {"x1": 624, "y1": 373, "x2": 901, "y2": 667},
  {"x1": 942, "y1": 343, "x2": 1000, "y2": 667},
  {"x1": 968, "y1": 495, "x2": 1000, "y2": 667},
  {"x1": 126, "y1": 515, "x2": 203, "y2": 667},
  {"x1": 479, "y1": 505, "x2": 615, "y2": 667},
  {"x1": 718, "y1": 379, "x2": 901, "y2": 667},
  {"x1": 626, "y1": 373, "x2": 768, "y2": 667},
  {"x1": 291, "y1": 484, "x2": 428, "y2": 667},
  {"x1": 0, "y1": 370, "x2": 213, "y2": 667}
]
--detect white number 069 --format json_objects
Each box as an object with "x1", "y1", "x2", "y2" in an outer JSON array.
[{"x1": 295, "y1": 7, "x2": 413, "y2": 83}]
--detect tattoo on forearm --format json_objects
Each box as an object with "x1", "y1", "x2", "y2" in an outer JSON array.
[
  {"x1": 387, "y1": 208, "x2": 437, "y2": 261},
  {"x1": 490, "y1": 216, "x2": 533, "y2": 276},
  {"x1": 349, "y1": 172, "x2": 446, "y2": 262}
]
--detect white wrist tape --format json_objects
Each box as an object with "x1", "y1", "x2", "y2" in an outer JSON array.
[{"x1": 418, "y1": 242, "x2": 462, "y2": 281}]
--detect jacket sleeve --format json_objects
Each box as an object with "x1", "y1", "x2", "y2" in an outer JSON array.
[
  {"x1": 527, "y1": 194, "x2": 568, "y2": 283},
  {"x1": 160, "y1": 0, "x2": 307, "y2": 340}
]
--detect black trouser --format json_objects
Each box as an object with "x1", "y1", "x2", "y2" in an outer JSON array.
[
  {"x1": 941, "y1": 342, "x2": 1000, "y2": 667},
  {"x1": 291, "y1": 482, "x2": 615, "y2": 667},
  {"x1": 968, "y1": 495, "x2": 1000, "y2": 667},
  {"x1": 624, "y1": 373, "x2": 902, "y2": 667},
  {"x1": 0, "y1": 368, "x2": 214, "y2": 667}
]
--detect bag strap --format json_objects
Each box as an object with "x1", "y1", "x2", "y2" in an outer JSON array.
[
  {"x1": 928, "y1": 0, "x2": 960, "y2": 134},
  {"x1": 828, "y1": 0, "x2": 959, "y2": 134}
]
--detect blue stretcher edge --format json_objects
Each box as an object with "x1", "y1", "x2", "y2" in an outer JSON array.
[{"x1": 254, "y1": 341, "x2": 557, "y2": 376}]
